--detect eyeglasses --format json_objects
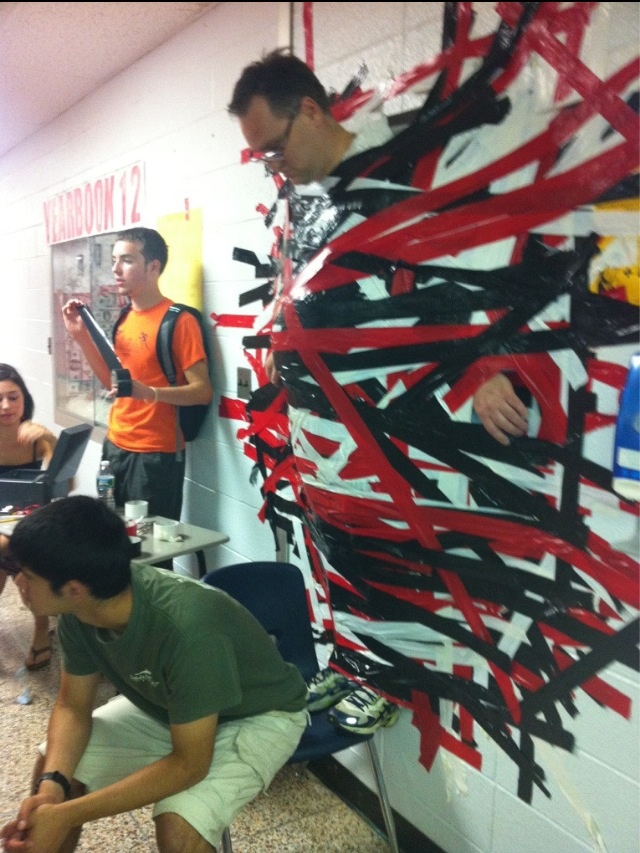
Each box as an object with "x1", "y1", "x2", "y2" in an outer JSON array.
[{"x1": 249, "y1": 112, "x2": 298, "y2": 165}]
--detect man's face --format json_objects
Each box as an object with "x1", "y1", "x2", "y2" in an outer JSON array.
[
  {"x1": 15, "y1": 567, "x2": 63, "y2": 617},
  {"x1": 112, "y1": 240, "x2": 156, "y2": 299},
  {"x1": 239, "y1": 95, "x2": 326, "y2": 186}
]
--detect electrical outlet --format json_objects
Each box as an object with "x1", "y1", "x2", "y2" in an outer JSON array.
[{"x1": 237, "y1": 367, "x2": 252, "y2": 400}]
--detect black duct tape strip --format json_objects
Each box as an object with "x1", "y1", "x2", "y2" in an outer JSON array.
[
  {"x1": 328, "y1": 574, "x2": 514, "y2": 672},
  {"x1": 339, "y1": 637, "x2": 550, "y2": 799},
  {"x1": 521, "y1": 618, "x2": 640, "y2": 719},
  {"x1": 232, "y1": 247, "x2": 274, "y2": 279},
  {"x1": 239, "y1": 281, "x2": 274, "y2": 308},
  {"x1": 241, "y1": 334, "x2": 271, "y2": 350},
  {"x1": 77, "y1": 304, "x2": 132, "y2": 397}
]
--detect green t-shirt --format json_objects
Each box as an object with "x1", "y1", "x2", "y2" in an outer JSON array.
[{"x1": 58, "y1": 563, "x2": 307, "y2": 725}]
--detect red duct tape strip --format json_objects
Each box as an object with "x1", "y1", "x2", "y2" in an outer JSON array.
[
  {"x1": 210, "y1": 313, "x2": 256, "y2": 328},
  {"x1": 511, "y1": 661, "x2": 545, "y2": 694},
  {"x1": 441, "y1": 727, "x2": 483, "y2": 770},
  {"x1": 308, "y1": 492, "x2": 640, "y2": 606},
  {"x1": 443, "y1": 353, "x2": 566, "y2": 443},
  {"x1": 522, "y1": 618, "x2": 639, "y2": 718},
  {"x1": 218, "y1": 396, "x2": 247, "y2": 421},
  {"x1": 293, "y1": 141, "x2": 637, "y2": 301},
  {"x1": 588, "y1": 360, "x2": 630, "y2": 388},
  {"x1": 439, "y1": 568, "x2": 521, "y2": 724},
  {"x1": 553, "y1": 647, "x2": 632, "y2": 719},
  {"x1": 284, "y1": 59, "x2": 638, "y2": 301},
  {"x1": 457, "y1": 699, "x2": 476, "y2": 746},
  {"x1": 411, "y1": 690, "x2": 443, "y2": 771},
  {"x1": 242, "y1": 444, "x2": 257, "y2": 464}
]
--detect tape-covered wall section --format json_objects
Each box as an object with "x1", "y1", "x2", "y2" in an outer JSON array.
[{"x1": 220, "y1": 2, "x2": 639, "y2": 803}]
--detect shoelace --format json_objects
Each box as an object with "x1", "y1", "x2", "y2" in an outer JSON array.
[{"x1": 342, "y1": 686, "x2": 382, "y2": 711}]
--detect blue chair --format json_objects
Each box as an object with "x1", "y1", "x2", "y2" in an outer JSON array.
[{"x1": 202, "y1": 561, "x2": 400, "y2": 853}]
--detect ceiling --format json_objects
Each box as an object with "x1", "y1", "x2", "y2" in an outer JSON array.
[{"x1": 0, "y1": 1, "x2": 218, "y2": 158}]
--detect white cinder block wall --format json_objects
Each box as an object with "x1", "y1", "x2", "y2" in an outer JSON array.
[{"x1": 0, "y1": 3, "x2": 637, "y2": 851}]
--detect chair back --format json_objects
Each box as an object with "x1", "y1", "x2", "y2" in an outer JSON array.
[{"x1": 202, "y1": 561, "x2": 320, "y2": 683}]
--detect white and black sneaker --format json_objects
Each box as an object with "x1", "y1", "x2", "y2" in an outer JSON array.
[
  {"x1": 306, "y1": 668, "x2": 358, "y2": 712},
  {"x1": 328, "y1": 685, "x2": 400, "y2": 734}
]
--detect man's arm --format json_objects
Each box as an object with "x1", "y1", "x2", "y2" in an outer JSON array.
[
  {"x1": 264, "y1": 351, "x2": 528, "y2": 446},
  {"x1": 132, "y1": 358, "x2": 213, "y2": 406},
  {"x1": 39, "y1": 670, "x2": 101, "y2": 784},
  {"x1": 64, "y1": 713, "x2": 217, "y2": 824},
  {"x1": 130, "y1": 309, "x2": 214, "y2": 406},
  {"x1": 1, "y1": 670, "x2": 100, "y2": 852},
  {"x1": 15, "y1": 713, "x2": 218, "y2": 853},
  {"x1": 61, "y1": 299, "x2": 112, "y2": 389}
]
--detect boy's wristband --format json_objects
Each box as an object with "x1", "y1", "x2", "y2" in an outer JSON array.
[{"x1": 34, "y1": 770, "x2": 71, "y2": 800}]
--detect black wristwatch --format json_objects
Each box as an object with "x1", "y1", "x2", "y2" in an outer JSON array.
[{"x1": 33, "y1": 770, "x2": 71, "y2": 800}]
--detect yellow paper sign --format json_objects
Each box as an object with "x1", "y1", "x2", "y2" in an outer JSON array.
[{"x1": 157, "y1": 209, "x2": 203, "y2": 311}]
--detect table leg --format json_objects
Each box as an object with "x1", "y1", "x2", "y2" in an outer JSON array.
[{"x1": 197, "y1": 550, "x2": 207, "y2": 578}]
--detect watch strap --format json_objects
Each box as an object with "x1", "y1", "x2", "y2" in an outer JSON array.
[{"x1": 34, "y1": 770, "x2": 71, "y2": 800}]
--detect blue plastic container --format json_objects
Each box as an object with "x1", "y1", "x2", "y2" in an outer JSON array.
[{"x1": 613, "y1": 352, "x2": 640, "y2": 501}]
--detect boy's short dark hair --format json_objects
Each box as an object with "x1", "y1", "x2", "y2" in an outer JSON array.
[
  {"x1": 10, "y1": 496, "x2": 132, "y2": 598},
  {"x1": 115, "y1": 227, "x2": 169, "y2": 274},
  {"x1": 228, "y1": 48, "x2": 330, "y2": 119}
]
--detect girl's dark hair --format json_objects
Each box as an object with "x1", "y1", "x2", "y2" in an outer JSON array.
[
  {"x1": 0, "y1": 363, "x2": 34, "y2": 421},
  {"x1": 10, "y1": 496, "x2": 132, "y2": 598}
]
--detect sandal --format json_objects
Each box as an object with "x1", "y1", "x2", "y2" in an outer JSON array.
[{"x1": 25, "y1": 645, "x2": 51, "y2": 671}]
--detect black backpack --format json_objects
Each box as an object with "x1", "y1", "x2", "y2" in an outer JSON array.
[{"x1": 113, "y1": 302, "x2": 211, "y2": 442}]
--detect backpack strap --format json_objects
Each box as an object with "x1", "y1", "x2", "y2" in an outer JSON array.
[
  {"x1": 114, "y1": 301, "x2": 187, "y2": 386},
  {"x1": 155, "y1": 303, "x2": 208, "y2": 458},
  {"x1": 156, "y1": 304, "x2": 184, "y2": 386}
]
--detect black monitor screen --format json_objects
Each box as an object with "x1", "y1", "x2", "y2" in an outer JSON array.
[{"x1": 47, "y1": 423, "x2": 93, "y2": 483}]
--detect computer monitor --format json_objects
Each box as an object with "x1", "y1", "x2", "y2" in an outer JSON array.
[
  {"x1": 0, "y1": 422, "x2": 93, "y2": 508},
  {"x1": 45, "y1": 423, "x2": 94, "y2": 487}
]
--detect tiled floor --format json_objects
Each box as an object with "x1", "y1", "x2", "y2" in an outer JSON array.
[{"x1": 0, "y1": 578, "x2": 390, "y2": 852}]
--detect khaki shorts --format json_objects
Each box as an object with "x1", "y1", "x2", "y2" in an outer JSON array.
[{"x1": 40, "y1": 695, "x2": 307, "y2": 850}]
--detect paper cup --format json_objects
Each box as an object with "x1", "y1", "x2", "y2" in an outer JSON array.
[
  {"x1": 124, "y1": 500, "x2": 149, "y2": 520},
  {"x1": 153, "y1": 519, "x2": 181, "y2": 541}
]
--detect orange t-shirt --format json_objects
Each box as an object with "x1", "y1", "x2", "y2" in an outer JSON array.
[{"x1": 109, "y1": 298, "x2": 207, "y2": 453}]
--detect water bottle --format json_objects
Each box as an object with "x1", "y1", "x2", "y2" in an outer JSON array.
[
  {"x1": 96, "y1": 459, "x2": 116, "y2": 511},
  {"x1": 612, "y1": 352, "x2": 640, "y2": 502},
  {"x1": 15, "y1": 665, "x2": 32, "y2": 705}
]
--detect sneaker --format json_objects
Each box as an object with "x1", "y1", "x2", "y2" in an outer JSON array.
[
  {"x1": 306, "y1": 668, "x2": 357, "y2": 712},
  {"x1": 328, "y1": 685, "x2": 400, "y2": 735}
]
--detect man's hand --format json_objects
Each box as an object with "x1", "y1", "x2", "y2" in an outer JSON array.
[
  {"x1": 61, "y1": 299, "x2": 88, "y2": 341},
  {"x1": 60, "y1": 298, "x2": 113, "y2": 389},
  {"x1": 473, "y1": 374, "x2": 529, "y2": 446},
  {"x1": 17, "y1": 803, "x2": 72, "y2": 853},
  {"x1": 1, "y1": 792, "x2": 68, "y2": 853},
  {"x1": 1, "y1": 814, "x2": 27, "y2": 851}
]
